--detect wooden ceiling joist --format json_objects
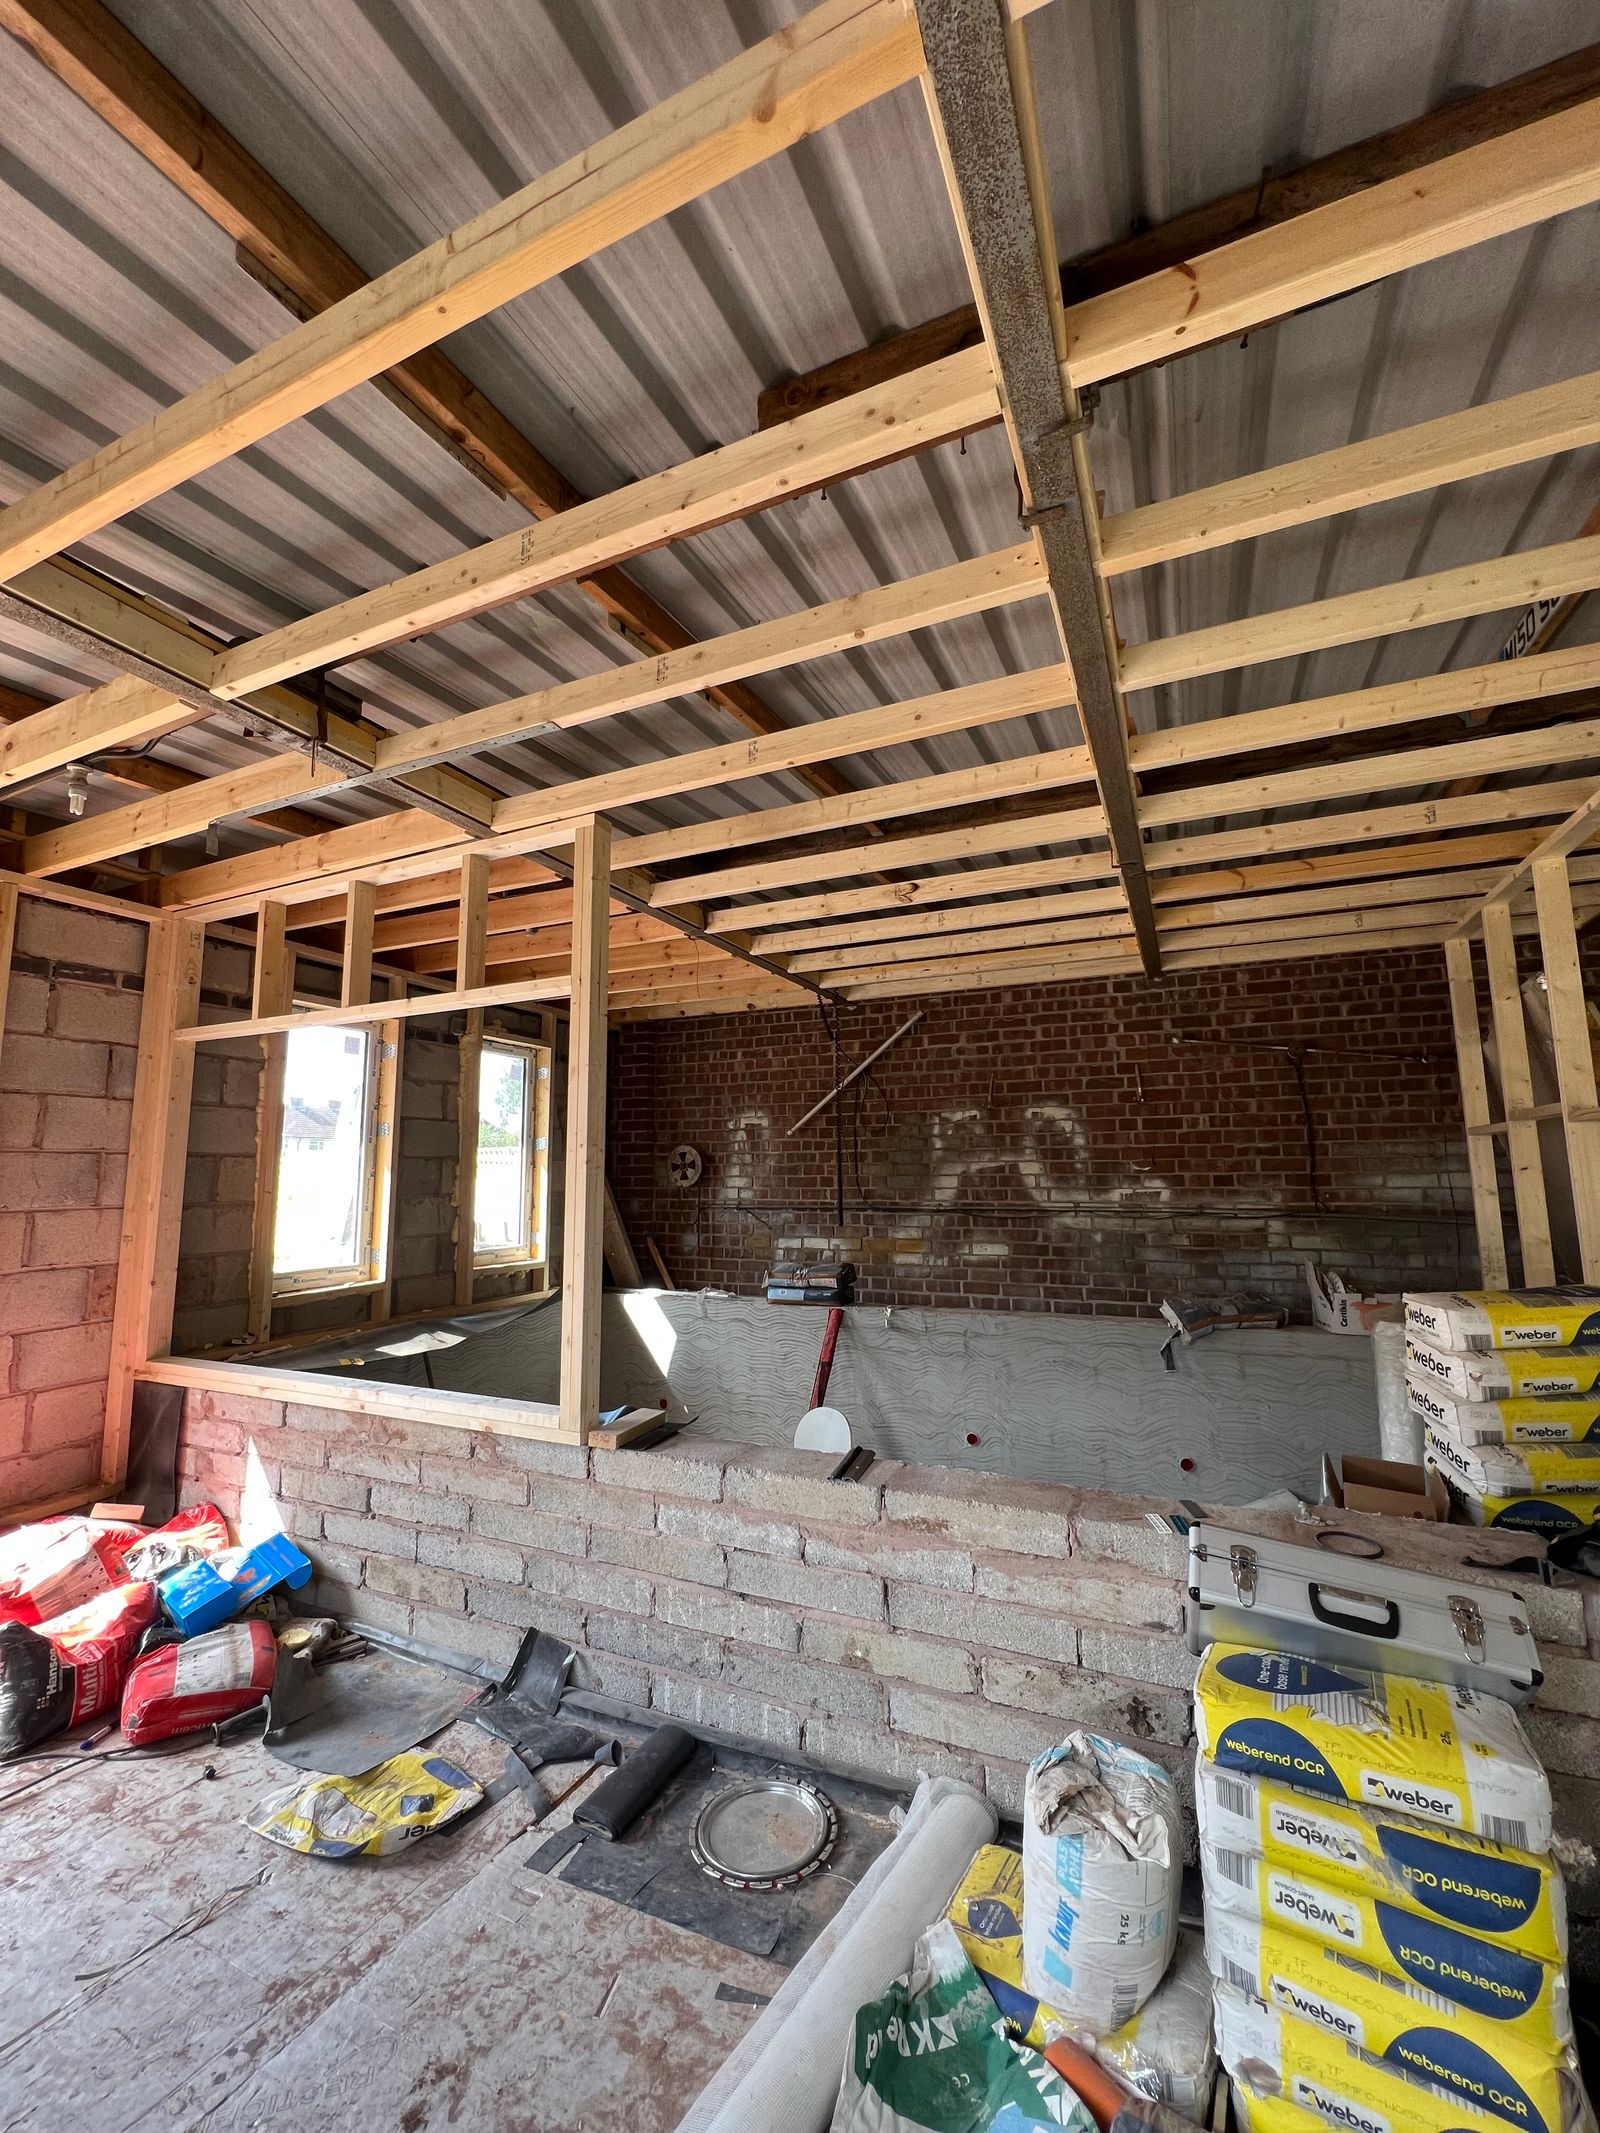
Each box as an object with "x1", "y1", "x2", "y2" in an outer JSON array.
[
  {"x1": 0, "y1": 0, "x2": 970, "y2": 583},
  {"x1": 757, "y1": 43, "x2": 1600, "y2": 427}
]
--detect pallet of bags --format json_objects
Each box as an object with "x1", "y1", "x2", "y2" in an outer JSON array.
[
  {"x1": 1424, "y1": 1423, "x2": 1600, "y2": 1503},
  {"x1": 1191, "y1": 1642, "x2": 1594, "y2": 2133}
]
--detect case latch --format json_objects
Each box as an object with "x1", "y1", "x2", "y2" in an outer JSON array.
[
  {"x1": 1229, "y1": 1544, "x2": 1258, "y2": 1607},
  {"x1": 1449, "y1": 1593, "x2": 1486, "y2": 1660}
]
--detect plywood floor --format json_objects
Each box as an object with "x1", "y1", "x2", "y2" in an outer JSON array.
[{"x1": 0, "y1": 1719, "x2": 781, "y2": 2131}]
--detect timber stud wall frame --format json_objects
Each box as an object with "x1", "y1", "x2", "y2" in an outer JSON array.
[
  {"x1": 1445, "y1": 792, "x2": 1600, "y2": 1287},
  {"x1": 2, "y1": 0, "x2": 1600, "y2": 1500}
]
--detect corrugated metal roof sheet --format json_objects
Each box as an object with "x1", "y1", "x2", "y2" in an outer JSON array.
[{"x1": 0, "y1": 0, "x2": 1595, "y2": 886}]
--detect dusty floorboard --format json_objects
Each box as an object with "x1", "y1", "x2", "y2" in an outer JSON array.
[{"x1": 0, "y1": 1719, "x2": 782, "y2": 2131}]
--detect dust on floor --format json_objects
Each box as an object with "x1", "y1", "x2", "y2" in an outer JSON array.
[{"x1": 0, "y1": 1718, "x2": 781, "y2": 2131}]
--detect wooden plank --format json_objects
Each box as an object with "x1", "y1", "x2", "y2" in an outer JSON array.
[
  {"x1": 559, "y1": 818, "x2": 611, "y2": 1443},
  {"x1": 1451, "y1": 776, "x2": 1600, "y2": 931},
  {"x1": 1122, "y1": 535, "x2": 1600, "y2": 693},
  {"x1": 103, "y1": 918, "x2": 203, "y2": 1485},
  {"x1": 1100, "y1": 370, "x2": 1600, "y2": 574},
  {"x1": 1143, "y1": 781, "x2": 1597, "y2": 873},
  {"x1": 181, "y1": 974, "x2": 572, "y2": 1045},
  {"x1": 1130, "y1": 639, "x2": 1600, "y2": 773},
  {"x1": 0, "y1": 0, "x2": 941, "y2": 580},
  {"x1": 1481, "y1": 898, "x2": 1555, "y2": 1284},
  {"x1": 1532, "y1": 855, "x2": 1600, "y2": 1280},
  {"x1": 1065, "y1": 97, "x2": 1600, "y2": 386},
  {"x1": 0, "y1": 884, "x2": 17, "y2": 1078},
  {"x1": 718, "y1": 852, "x2": 1120, "y2": 933},
  {"x1": 340, "y1": 880, "x2": 376, "y2": 1009},
  {"x1": 252, "y1": 901, "x2": 292, "y2": 1019},
  {"x1": 369, "y1": 976, "x2": 404, "y2": 1324},
  {"x1": 1139, "y1": 717, "x2": 1600, "y2": 830},
  {"x1": 490, "y1": 663, "x2": 1077, "y2": 836},
  {"x1": 135, "y1": 1354, "x2": 566, "y2": 1439},
  {"x1": 916, "y1": 0, "x2": 1158, "y2": 976},
  {"x1": 590, "y1": 1405, "x2": 669, "y2": 1449},
  {"x1": 602, "y1": 1179, "x2": 645, "y2": 1289},
  {"x1": 375, "y1": 543, "x2": 1042, "y2": 778},
  {"x1": 454, "y1": 1010, "x2": 484, "y2": 1310},
  {"x1": 757, "y1": 45, "x2": 1600, "y2": 426},
  {"x1": 794, "y1": 909, "x2": 1134, "y2": 972},
  {"x1": 407, "y1": 909, "x2": 682, "y2": 975},
  {"x1": 0, "y1": 0, "x2": 870, "y2": 808},
  {"x1": 21, "y1": 752, "x2": 351, "y2": 875},
  {"x1": 456, "y1": 854, "x2": 490, "y2": 990},
  {"x1": 751, "y1": 882, "x2": 1130, "y2": 953}
]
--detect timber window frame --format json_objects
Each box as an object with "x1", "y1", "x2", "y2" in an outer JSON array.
[
  {"x1": 471, "y1": 1032, "x2": 552, "y2": 1273},
  {"x1": 266, "y1": 1003, "x2": 400, "y2": 1301}
]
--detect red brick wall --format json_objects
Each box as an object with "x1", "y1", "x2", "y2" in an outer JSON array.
[
  {"x1": 0, "y1": 898, "x2": 146, "y2": 1508},
  {"x1": 610, "y1": 947, "x2": 1478, "y2": 1317}
]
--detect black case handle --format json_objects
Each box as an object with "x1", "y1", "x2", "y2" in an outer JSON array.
[{"x1": 1308, "y1": 1583, "x2": 1400, "y2": 1640}]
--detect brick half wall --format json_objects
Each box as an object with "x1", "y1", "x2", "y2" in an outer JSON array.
[
  {"x1": 610, "y1": 949, "x2": 1477, "y2": 1315},
  {"x1": 175, "y1": 1386, "x2": 1600, "y2": 1927}
]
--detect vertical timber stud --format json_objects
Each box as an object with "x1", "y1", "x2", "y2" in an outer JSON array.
[
  {"x1": 104, "y1": 917, "x2": 203, "y2": 1485},
  {"x1": 341, "y1": 879, "x2": 376, "y2": 1008},
  {"x1": 1482, "y1": 898, "x2": 1555, "y2": 1284},
  {"x1": 558, "y1": 816, "x2": 611, "y2": 1442},
  {"x1": 0, "y1": 884, "x2": 17, "y2": 1075},
  {"x1": 914, "y1": 0, "x2": 1161, "y2": 976},
  {"x1": 1533, "y1": 855, "x2": 1600, "y2": 1278},
  {"x1": 1443, "y1": 937, "x2": 1509, "y2": 1289}
]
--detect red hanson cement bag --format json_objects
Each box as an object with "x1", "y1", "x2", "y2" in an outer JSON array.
[
  {"x1": 121, "y1": 1617, "x2": 277, "y2": 1746},
  {"x1": 0, "y1": 1515, "x2": 149, "y2": 1625},
  {"x1": 0, "y1": 1580, "x2": 158, "y2": 1757}
]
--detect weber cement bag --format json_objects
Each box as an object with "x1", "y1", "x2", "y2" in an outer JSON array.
[
  {"x1": 1215, "y1": 1983, "x2": 1589, "y2": 2133},
  {"x1": 829, "y1": 1916, "x2": 1094, "y2": 2133},
  {"x1": 1020, "y1": 1733, "x2": 1180, "y2": 2034},
  {"x1": 1193, "y1": 1645, "x2": 1551, "y2": 1851},
  {"x1": 1195, "y1": 1759, "x2": 1566, "y2": 1965}
]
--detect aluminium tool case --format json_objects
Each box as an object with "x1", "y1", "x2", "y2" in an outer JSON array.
[{"x1": 1185, "y1": 1522, "x2": 1541, "y2": 1701}]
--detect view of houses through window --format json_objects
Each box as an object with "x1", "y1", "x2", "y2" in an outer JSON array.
[
  {"x1": 271, "y1": 1024, "x2": 376, "y2": 1281},
  {"x1": 474, "y1": 1040, "x2": 545, "y2": 1263}
]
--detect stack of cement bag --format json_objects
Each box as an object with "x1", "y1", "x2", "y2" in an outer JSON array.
[
  {"x1": 1193, "y1": 1643, "x2": 1593, "y2": 2133},
  {"x1": 1406, "y1": 1289, "x2": 1600, "y2": 1537}
]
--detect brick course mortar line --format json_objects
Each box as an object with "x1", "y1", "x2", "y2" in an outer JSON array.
[{"x1": 174, "y1": 1387, "x2": 1600, "y2": 1894}]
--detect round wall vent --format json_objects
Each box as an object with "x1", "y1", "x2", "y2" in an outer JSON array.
[{"x1": 668, "y1": 1143, "x2": 703, "y2": 1187}]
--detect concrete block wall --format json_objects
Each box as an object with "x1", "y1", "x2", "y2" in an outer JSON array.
[
  {"x1": 611, "y1": 947, "x2": 1478, "y2": 1318},
  {"x1": 174, "y1": 1387, "x2": 1600, "y2": 1912},
  {"x1": 0, "y1": 898, "x2": 146, "y2": 1508}
]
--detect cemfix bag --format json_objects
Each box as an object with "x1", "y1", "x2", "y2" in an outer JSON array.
[
  {"x1": 1020, "y1": 1732, "x2": 1180, "y2": 2034},
  {"x1": 946, "y1": 1845, "x2": 1215, "y2": 2117},
  {"x1": 121, "y1": 1617, "x2": 276, "y2": 1746},
  {"x1": 1193, "y1": 1646, "x2": 1551, "y2": 1851},
  {"x1": 1407, "y1": 1377, "x2": 1600, "y2": 1445},
  {"x1": 1214, "y1": 1983, "x2": 1589, "y2": 2133},
  {"x1": 247, "y1": 1751, "x2": 482, "y2": 1859},
  {"x1": 830, "y1": 1916, "x2": 1095, "y2": 2133},
  {"x1": 1406, "y1": 1290, "x2": 1600, "y2": 1352},
  {"x1": 1204, "y1": 1871, "x2": 1571, "y2": 2061},
  {"x1": 1405, "y1": 1335, "x2": 1600, "y2": 1402},
  {"x1": 1195, "y1": 1759, "x2": 1566, "y2": 1965},
  {"x1": 0, "y1": 1580, "x2": 158, "y2": 1756}
]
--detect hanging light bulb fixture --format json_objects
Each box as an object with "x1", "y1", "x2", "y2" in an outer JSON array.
[{"x1": 65, "y1": 764, "x2": 90, "y2": 818}]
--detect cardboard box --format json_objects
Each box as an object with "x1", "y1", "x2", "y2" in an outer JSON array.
[
  {"x1": 1304, "y1": 1261, "x2": 1400, "y2": 1336},
  {"x1": 1320, "y1": 1451, "x2": 1448, "y2": 1520}
]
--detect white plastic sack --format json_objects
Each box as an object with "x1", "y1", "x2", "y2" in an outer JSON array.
[{"x1": 1021, "y1": 1733, "x2": 1180, "y2": 2035}]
